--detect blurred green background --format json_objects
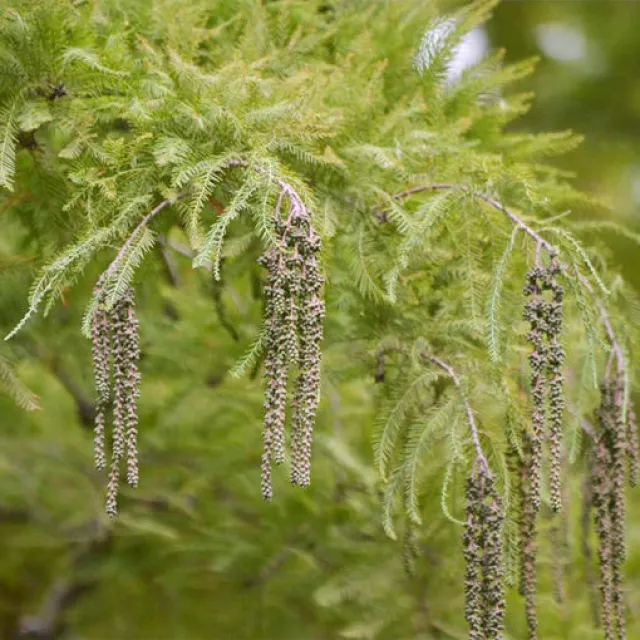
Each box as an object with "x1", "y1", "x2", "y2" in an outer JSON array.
[{"x1": 489, "y1": 0, "x2": 640, "y2": 289}]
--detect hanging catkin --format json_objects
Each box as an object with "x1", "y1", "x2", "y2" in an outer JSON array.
[
  {"x1": 518, "y1": 436, "x2": 539, "y2": 640},
  {"x1": 90, "y1": 285, "x2": 141, "y2": 516},
  {"x1": 259, "y1": 187, "x2": 324, "y2": 500},
  {"x1": 523, "y1": 267, "x2": 547, "y2": 512},
  {"x1": 591, "y1": 374, "x2": 630, "y2": 640},
  {"x1": 463, "y1": 466, "x2": 506, "y2": 640},
  {"x1": 543, "y1": 259, "x2": 565, "y2": 513}
]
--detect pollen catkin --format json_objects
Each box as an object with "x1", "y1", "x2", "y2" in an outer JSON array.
[
  {"x1": 627, "y1": 403, "x2": 638, "y2": 489},
  {"x1": 90, "y1": 284, "x2": 141, "y2": 517},
  {"x1": 591, "y1": 437, "x2": 615, "y2": 640},
  {"x1": 610, "y1": 373, "x2": 627, "y2": 640},
  {"x1": 523, "y1": 267, "x2": 547, "y2": 512},
  {"x1": 258, "y1": 186, "x2": 324, "y2": 499},
  {"x1": 581, "y1": 469, "x2": 601, "y2": 629},
  {"x1": 91, "y1": 283, "x2": 110, "y2": 472},
  {"x1": 463, "y1": 471, "x2": 484, "y2": 640},
  {"x1": 463, "y1": 466, "x2": 506, "y2": 640},
  {"x1": 592, "y1": 374, "x2": 629, "y2": 640},
  {"x1": 543, "y1": 259, "x2": 565, "y2": 513},
  {"x1": 518, "y1": 436, "x2": 538, "y2": 640}
]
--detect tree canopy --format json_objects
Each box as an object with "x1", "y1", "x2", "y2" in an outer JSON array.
[{"x1": 1, "y1": 1, "x2": 639, "y2": 638}]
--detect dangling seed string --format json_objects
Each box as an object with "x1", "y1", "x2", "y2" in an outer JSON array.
[
  {"x1": 519, "y1": 436, "x2": 539, "y2": 640},
  {"x1": 627, "y1": 403, "x2": 638, "y2": 488},
  {"x1": 122, "y1": 289, "x2": 141, "y2": 488},
  {"x1": 90, "y1": 282, "x2": 142, "y2": 517},
  {"x1": 544, "y1": 258, "x2": 565, "y2": 512},
  {"x1": 90, "y1": 280, "x2": 110, "y2": 472},
  {"x1": 463, "y1": 464, "x2": 506, "y2": 640},
  {"x1": 258, "y1": 183, "x2": 324, "y2": 498},
  {"x1": 523, "y1": 266, "x2": 547, "y2": 512}
]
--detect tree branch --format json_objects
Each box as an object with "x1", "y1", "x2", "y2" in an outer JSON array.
[
  {"x1": 387, "y1": 183, "x2": 626, "y2": 376},
  {"x1": 422, "y1": 354, "x2": 490, "y2": 475},
  {"x1": 387, "y1": 183, "x2": 556, "y2": 254}
]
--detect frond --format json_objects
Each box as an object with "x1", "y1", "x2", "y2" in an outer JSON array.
[
  {"x1": 374, "y1": 368, "x2": 441, "y2": 480},
  {"x1": 487, "y1": 226, "x2": 519, "y2": 363},
  {"x1": 0, "y1": 97, "x2": 20, "y2": 191},
  {"x1": 0, "y1": 353, "x2": 39, "y2": 411}
]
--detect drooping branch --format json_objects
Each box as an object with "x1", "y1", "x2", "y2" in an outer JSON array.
[
  {"x1": 387, "y1": 183, "x2": 627, "y2": 376},
  {"x1": 100, "y1": 192, "x2": 187, "y2": 292},
  {"x1": 422, "y1": 354, "x2": 490, "y2": 475}
]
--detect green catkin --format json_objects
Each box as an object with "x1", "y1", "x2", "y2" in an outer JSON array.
[
  {"x1": 543, "y1": 259, "x2": 565, "y2": 513},
  {"x1": 258, "y1": 248, "x2": 283, "y2": 500},
  {"x1": 106, "y1": 296, "x2": 127, "y2": 517},
  {"x1": 523, "y1": 267, "x2": 547, "y2": 512},
  {"x1": 402, "y1": 523, "x2": 419, "y2": 578},
  {"x1": 292, "y1": 224, "x2": 324, "y2": 488},
  {"x1": 122, "y1": 289, "x2": 141, "y2": 488}
]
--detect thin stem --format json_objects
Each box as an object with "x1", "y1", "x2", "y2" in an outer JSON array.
[
  {"x1": 390, "y1": 183, "x2": 625, "y2": 374},
  {"x1": 390, "y1": 183, "x2": 556, "y2": 255},
  {"x1": 103, "y1": 192, "x2": 186, "y2": 284},
  {"x1": 423, "y1": 353, "x2": 490, "y2": 475}
]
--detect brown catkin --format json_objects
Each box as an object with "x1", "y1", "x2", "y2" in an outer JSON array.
[
  {"x1": 258, "y1": 188, "x2": 324, "y2": 497},
  {"x1": 463, "y1": 467, "x2": 506, "y2": 640},
  {"x1": 519, "y1": 436, "x2": 538, "y2": 640},
  {"x1": 543, "y1": 259, "x2": 565, "y2": 513},
  {"x1": 581, "y1": 468, "x2": 601, "y2": 629},
  {"x1": 481, "y1": 473, "x2": 506, "y2": 638},
  {"x1": 523, "y1": 267, "x2": 547, "y2": 512},
  {"x1": 463, "y1": 470, "x2": 485, "y2": 640},
  {"x1": 91, "y1": 299, "x2": 110, "y2": 472},
  {"x1": 90, "y1": 284, "x2": 142, "y2": 516},
  {"x1": 611, "y1": 373, "x2": 627, "y2": 640},
  {"x1": 591, "y1": 438, "x2": 615, "y2": 640}
]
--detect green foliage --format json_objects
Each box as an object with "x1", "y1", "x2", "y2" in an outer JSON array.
[{"x1": 0, "y1": 0, "x2": 639, "y2": 638}]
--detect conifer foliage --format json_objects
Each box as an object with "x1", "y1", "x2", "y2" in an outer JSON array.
[{"x1": 1, "y1": 0, "x2": 639, "y2": 637}]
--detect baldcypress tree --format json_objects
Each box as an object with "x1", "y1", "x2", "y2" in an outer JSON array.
[{"x1": 1, "y1": 1, "x2": 639, "y2": 638}]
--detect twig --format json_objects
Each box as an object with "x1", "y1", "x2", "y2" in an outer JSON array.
[
  {"x1": 102, "y1": 192, "x2": 186, "y2": 285},
  {"x1": 387, "y1": 183, "x2": 627, "y2": 376},
  {"x1": 17, "y1": 525, "x2": 111, "y2": 639},
  {"x1": 388, "y1": 183, "x2": 555, "y2": 254},
  {"x1": 422, "y1": 354, "x2": 490, "y2": 475}
]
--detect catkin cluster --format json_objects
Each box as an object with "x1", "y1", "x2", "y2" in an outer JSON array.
[
  {"x1": 523, "y1": 259, "x2": 565, "y2": 512},
  {"x1": 463, "y1": 466, "x2": 506, "y2": 640},
  {"x1": 258, "y1": 189, "x2": 324, "y2": 501},
  {"x1": 589, "y1": 372, "x2": 636, "y2": 640},
  {"x1": 91, "y1": 283, "x2": 141, "y2": 517}
]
